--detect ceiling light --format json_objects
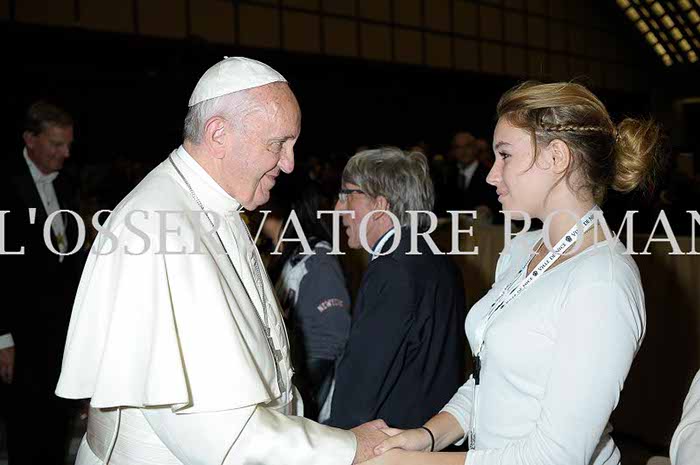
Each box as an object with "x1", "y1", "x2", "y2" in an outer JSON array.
[
  {"x1": 637, "y1": 20, "x2": 650, "y2": 33},
  {"x1": 689, "y1": 50, "x2": 698, "y2": 62},
  {"x1": 651, "y1": 2, "x2": 665, "y2": 16},
  {"x1": 662, "y1": 15, "x2": 675, "y2": 28},
  {"x1": 626, "y1": 8, "x2": 641, "y2": 21},
  {"x1": 671, "y1": 27, "x2": 683, "y2": 39},
  {"x1": 680, "y1": 38, "x2": 692, "y2": 50},
  {"x1": 663, "y1": 54, "x2": 673, "y2": 65}
]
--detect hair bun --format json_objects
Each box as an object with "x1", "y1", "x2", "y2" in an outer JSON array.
[{"x1": 613, "y1": 118, "x2": 668, "y2": 194}]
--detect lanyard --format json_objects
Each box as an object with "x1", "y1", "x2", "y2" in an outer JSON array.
[{"x1": 467, "y1": 206, "x2": 599, "y2": 450}]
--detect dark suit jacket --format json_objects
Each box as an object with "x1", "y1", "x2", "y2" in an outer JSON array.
[
  {"x1": 434, "y1": 160, "x2": 500, "y2": 221},
  {"x1": 0, "y1": 151, "x2": 83, "y2": 389},
  {"x1": 328, "y1": 228, "x2": 466, "y2": 429}
]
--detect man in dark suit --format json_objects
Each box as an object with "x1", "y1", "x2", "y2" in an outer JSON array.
[
  {"x1": 327, "y1": 147, "x2": 466, "y2": 430},
  {"x1": 0, "y1": 102, "x2": 83, "y2": 465},
  {"x1": 435, "y1": 131, "x2": 500, "y2": 222}
]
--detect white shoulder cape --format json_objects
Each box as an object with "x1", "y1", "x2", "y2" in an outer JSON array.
[{"x1": 56, "y1": 154, "x2": 285, "y2": 413}]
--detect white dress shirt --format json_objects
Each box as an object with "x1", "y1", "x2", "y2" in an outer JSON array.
[
  {"x1": 23, "y1": 147, "x2": 67, "y2": 254},
  {"x1": 441, "y1": 230, "x2": 646, "y2": 465},
  {"x1": 458, "y1": 160, "x2": 479, "y2": 190}
]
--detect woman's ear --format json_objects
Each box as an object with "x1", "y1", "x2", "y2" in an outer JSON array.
[{"x1": 547, "y1": 139, "x2": 572, "y2": 175}]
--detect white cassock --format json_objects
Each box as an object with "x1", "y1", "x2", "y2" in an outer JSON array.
[
  {"x1": 671, "y1": 370, "x2": 700, "y2": 465},
  {"x1": 56, "y1": 146, "x2": 356, "y2": 465}
]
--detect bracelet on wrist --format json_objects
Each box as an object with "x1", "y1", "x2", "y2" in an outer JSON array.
[{"x1": 419, "y1": 426, "x2": 435, "y2": 452}]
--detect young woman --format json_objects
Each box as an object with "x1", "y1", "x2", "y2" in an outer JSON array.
[{"x1": 365, "y1": 81, "x2": 666, "y2": 465}]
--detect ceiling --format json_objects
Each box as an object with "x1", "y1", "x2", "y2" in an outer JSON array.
[{"x1": 616, "y1": 0, "x2": 700, "y2": 66}]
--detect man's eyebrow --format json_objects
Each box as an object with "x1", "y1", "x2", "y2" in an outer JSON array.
[{"x1": 270, "y1": 135, "x2": 296, "y2": 142}]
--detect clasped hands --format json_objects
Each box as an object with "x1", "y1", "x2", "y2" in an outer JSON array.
[{"x1": 351, "y1": 420, "x2": 433, "y2": 464}]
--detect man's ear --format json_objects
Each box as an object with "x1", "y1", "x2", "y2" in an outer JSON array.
[
  {"x1": 547, "y1": 139, "x2": 572, "y2": 175},
  {"x1": 203, "y1": 117, "x2": 228, "y2": 159},
  {"x1": 372, "y1": 196, "x2": 390, "y2": 215},
  {"x1": 22, "y1": 131, "x2": 36, "y2": 149}
]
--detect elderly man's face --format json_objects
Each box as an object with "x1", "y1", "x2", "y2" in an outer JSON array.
[
  {"x1": 224, "y1": 84, "x2": 301, "y2": 210},
  {"x1": 23, "y1": 124, "x2": 73, "y2": 175},
  {"x1": 335, "y1": 183, "x2": 386, "y2": 250}
]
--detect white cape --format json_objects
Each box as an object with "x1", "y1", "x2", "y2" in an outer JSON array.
[{"x1": 56, "y1": 148, "x2": 290, "y2": 413}]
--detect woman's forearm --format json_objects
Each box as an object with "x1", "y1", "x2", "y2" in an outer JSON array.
[{"x1": 424, "y1": 412, "x2": 466, "y2": 451}]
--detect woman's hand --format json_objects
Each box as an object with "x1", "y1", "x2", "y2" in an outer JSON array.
[{"x1": 374, "y1": 427, "x2": 433, "y2": 455}]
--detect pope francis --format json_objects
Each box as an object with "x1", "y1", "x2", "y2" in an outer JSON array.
[{"x1": 56, "y1": 57, "x2": 387, "y2": 465}]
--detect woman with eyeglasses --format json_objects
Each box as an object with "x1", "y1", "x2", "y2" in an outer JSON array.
[{"x1": 362, "y1": 81, "x2": 666, "y2": 465}]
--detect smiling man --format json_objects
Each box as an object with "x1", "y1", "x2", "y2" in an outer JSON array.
[{"x1": 56, "y1": 57, "x2": 387, "y2": 465}]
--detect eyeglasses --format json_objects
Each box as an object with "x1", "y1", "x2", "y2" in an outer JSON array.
[{"x1": 338, "y1": 188, "x2": 365, "y2": 202}]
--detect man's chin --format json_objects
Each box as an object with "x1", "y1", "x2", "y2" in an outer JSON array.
[{"x1": 247, "y1": 191, "x2": 271, "y2": 211}]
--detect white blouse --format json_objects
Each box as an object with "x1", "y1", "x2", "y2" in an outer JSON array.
[{"x1": 442, "y1": 230, "x2": 646, "y2": 465}]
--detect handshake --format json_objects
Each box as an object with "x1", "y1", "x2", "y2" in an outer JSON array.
[{"x1": 350, "y1": 420, "x2": 435, "y2": 465}]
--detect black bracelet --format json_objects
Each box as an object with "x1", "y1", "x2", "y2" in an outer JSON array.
[{"x1": 419, "y1": 426, "x2": 435, "y2": 452}]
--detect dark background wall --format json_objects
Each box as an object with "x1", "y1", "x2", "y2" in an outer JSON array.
[{"x1": 1, "y1": 0, "x2": 672, "y2": 168}]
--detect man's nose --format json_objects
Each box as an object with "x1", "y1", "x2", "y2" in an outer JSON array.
[
  {"x1": 278, "y1": 149, "x2": 294, "y2": 174},
  {"x1": 59, "y1": 145, "x2": 71, "y2": 159}
]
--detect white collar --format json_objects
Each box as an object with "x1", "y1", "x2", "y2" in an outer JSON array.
[
  {"x1": 461, "y1": 160, "x2": 479, "y2": 177},
  {"x1": 371, "y1": 228, "x2": 396, "y2": 261},
  {"x1": 23, "y1": 147, "x2": 59, "y2": 184},
  {"x1": 173, "y1": 145, "x2": 243, "y2": 214}
]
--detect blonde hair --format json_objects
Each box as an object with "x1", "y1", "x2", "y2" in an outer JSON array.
[{"x1": 496, "y1": 81, "x2": 667, "y2": 204}]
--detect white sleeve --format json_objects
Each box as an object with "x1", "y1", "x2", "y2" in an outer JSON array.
[
  {"x1": 671, "y1": 371, "x2": 700, "y2": 465},
  {"x1": 467, "y1": 280, "x2": 644, "y2": 465},
  {"x1": 0, "y1": 333, "x2": 14, "y2": 350},
  {"x1": 440, "y1": 376, "x2": 475, "y2": 446},
  {"x1": 142, "y1": 405, "x2": 357, "y2": 465}
]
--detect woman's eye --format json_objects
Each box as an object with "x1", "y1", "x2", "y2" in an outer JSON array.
[
  {"x1": 499, "y1": 152, "x2": 511, "y2": 160},
  {"x1": 270, "y1": 142, "x2": 283, "y2": 152}
]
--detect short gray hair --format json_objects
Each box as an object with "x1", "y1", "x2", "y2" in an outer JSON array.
[
  {"x1": 183, "y1": 89, "x2": 260, "y2": 144},
  {"x1": 342, "y1": 147, "x2": 435, "y2": 230}
]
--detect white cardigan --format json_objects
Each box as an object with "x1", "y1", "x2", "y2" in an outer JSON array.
[{"x1": 442, "y1": 230, "x2": 646, "y2": 465}]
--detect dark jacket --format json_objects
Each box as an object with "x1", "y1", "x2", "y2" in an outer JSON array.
[
  {"x1": 0, "y1": 151, "x2": 83, "y2": 388},
  {"x1": 328, "y1": 228, "x2": 466, "y2": 429},
  {"x1": 434, "y1": 160, "x2": 500, "y2": 221}
]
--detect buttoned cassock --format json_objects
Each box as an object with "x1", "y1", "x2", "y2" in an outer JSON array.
[{"x1": 56, "y1": 146, "x2": 356, "y2": 465}]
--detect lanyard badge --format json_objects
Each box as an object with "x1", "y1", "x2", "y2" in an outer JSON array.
[{"x1": 468, "y1": 207, "x2": 599, "y2": 450}]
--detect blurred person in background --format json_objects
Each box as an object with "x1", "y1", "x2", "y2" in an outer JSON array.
[
  {"x1": 261, "y1": 183, "x2": 351, "y2": 420},
  {"x1": 0, "y1": 101, "x2": 83, "y2": 465}
]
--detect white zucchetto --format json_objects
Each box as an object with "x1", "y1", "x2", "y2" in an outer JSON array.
[{"x1": 188, "y1": 56, "x2": 287, "y2": 107}]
